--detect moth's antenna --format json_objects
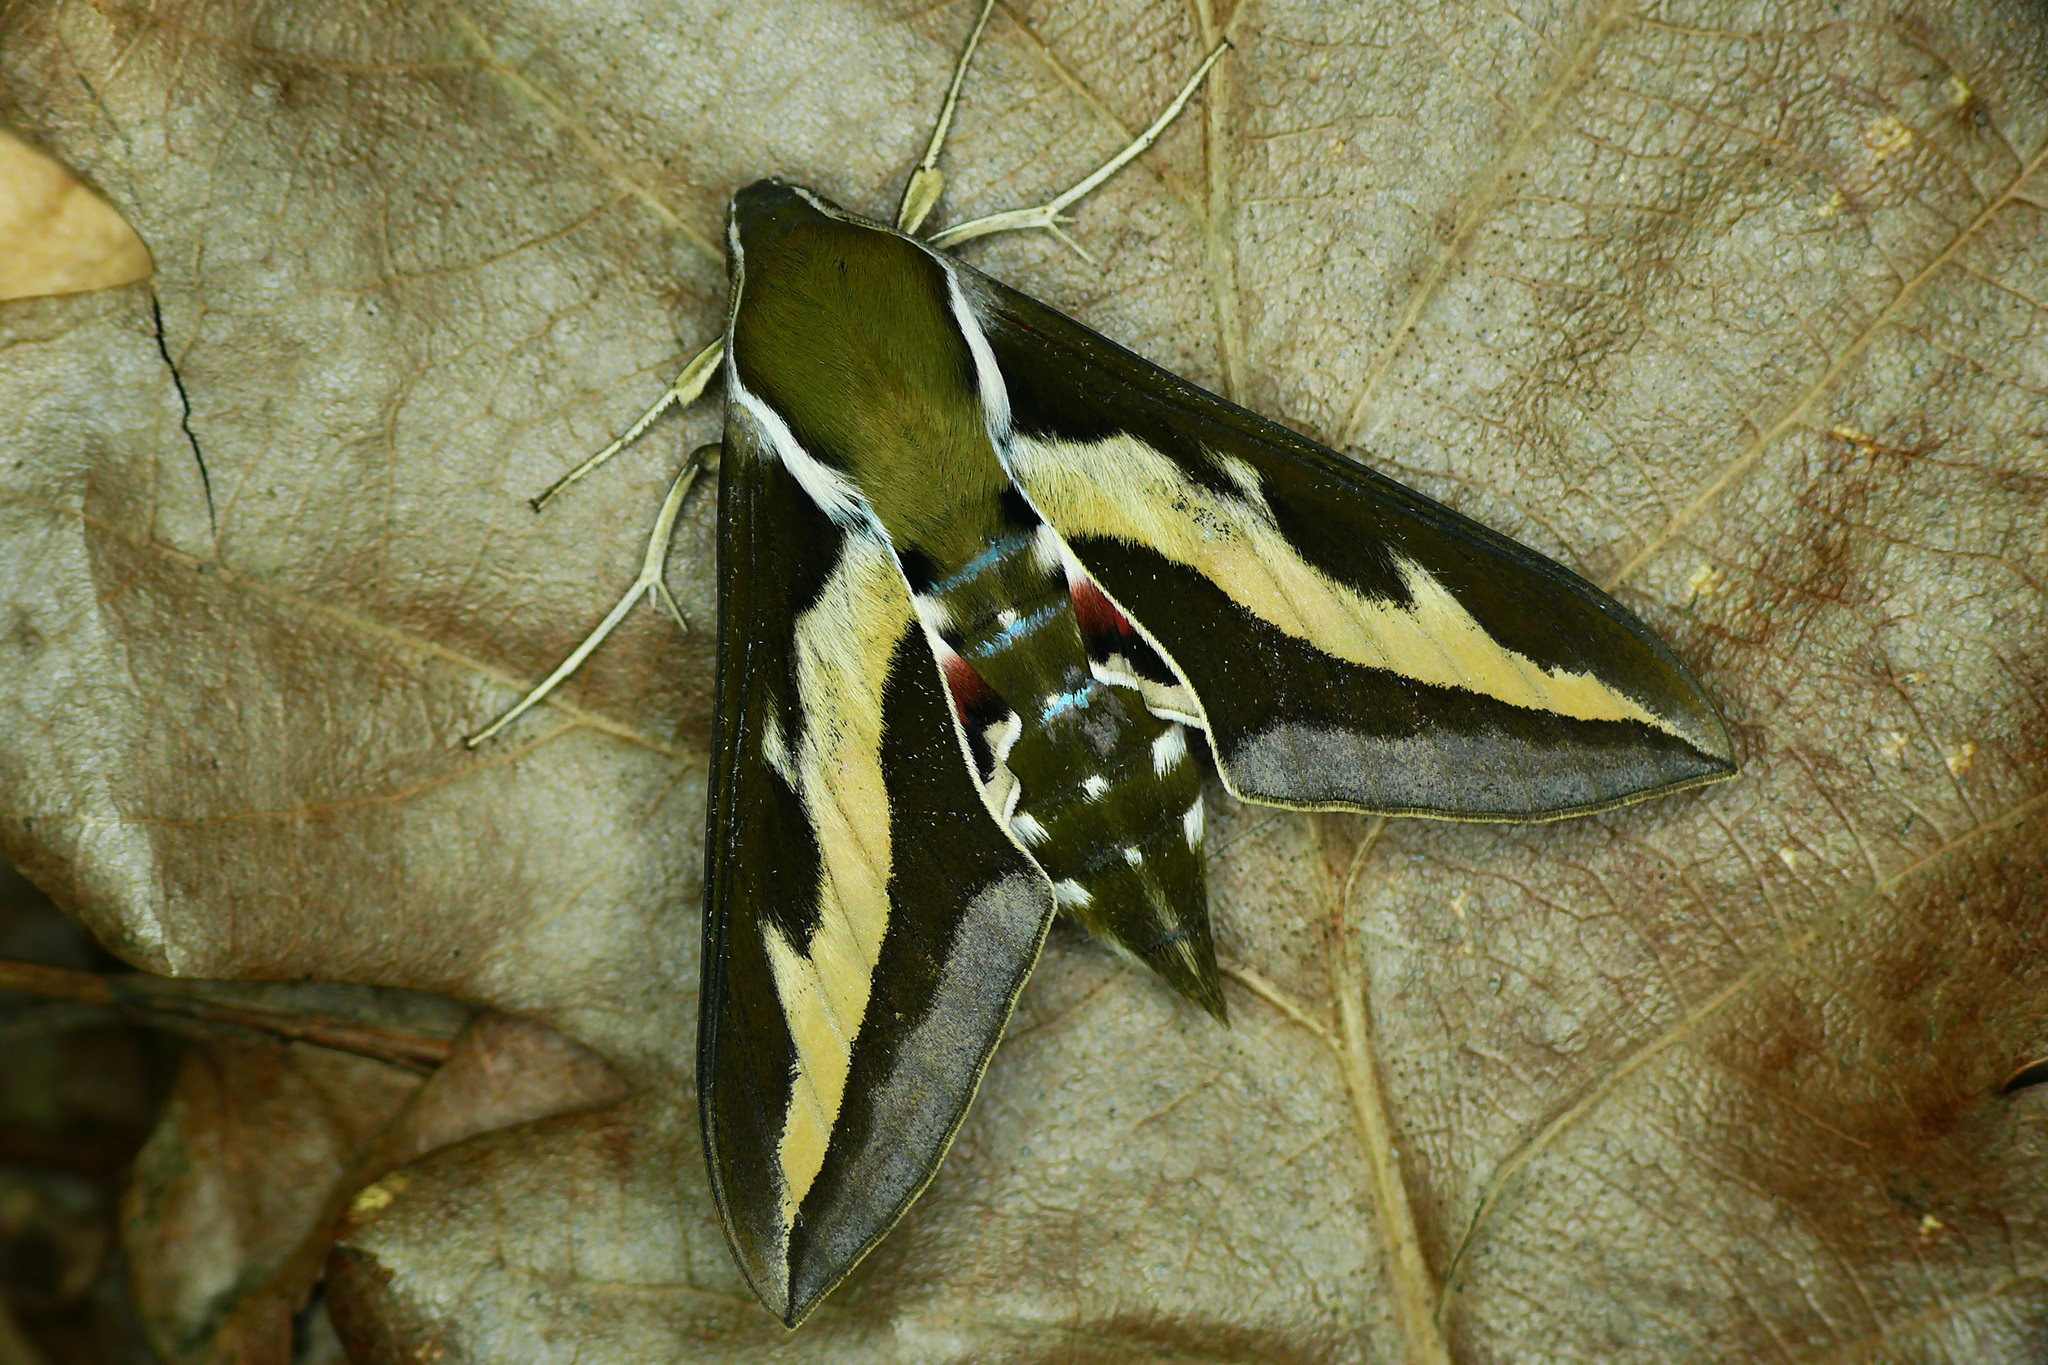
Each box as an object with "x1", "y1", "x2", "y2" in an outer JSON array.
[
  {"x1": 928, "y1": 40, "x2": 1230, "y2": 250},
  {"x1": 897, "y1": 0, "x2": 999, "y2": 235}
]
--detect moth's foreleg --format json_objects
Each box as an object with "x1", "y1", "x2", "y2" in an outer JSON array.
[
  {"x1": 897, "y1": 0, "x2": 998, "y2": 235},
  {"x1": 530, "y1": 338, "x2": 724, "y2": 511},
  {"x1": 465, "y1": 442, "x2": 721, "y2": 747},
  {"x1": 926, "y1": 41, "x2": 1228, "y2": 256}
]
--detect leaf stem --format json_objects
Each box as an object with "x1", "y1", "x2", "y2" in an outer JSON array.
[
  {"x1": 1322, "y1": 815, "x2": 1453, "y2": 1365},
  {"x1": 0, "y1": 960, "x2": 468, "y2": 1074}
]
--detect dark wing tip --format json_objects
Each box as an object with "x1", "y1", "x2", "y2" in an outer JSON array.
[
  {"x1": 1656, "y1": 654, "x2": 1738, "y2": 774},
  {"x1": 1700, "y1": 743, "x2": 1740, "y2": 778},
  {"x1": 1644, "y1": 740, "x2": 1740, "y2": 807},
  {"x1": 782, "y1": 1250, "x2": 850, "y2": 1329},
  {"x1": 1697, "y1": 707, "x2": 1740, "y2": 774},
  {"x1": 1655, "y1": 688, "x2": 1740, "y2": 793}
]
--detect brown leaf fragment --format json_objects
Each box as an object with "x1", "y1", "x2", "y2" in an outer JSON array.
[
  {"x1": 368, "y1": 1008, "x2": 630, "y2": 1172},
  {"x1": 122, "y1": 1038, "x2": 422, "y2": 1365},
  {"x1": 114, "y1": 1006, "x2": 625, "y2": 1365},
  {"x1": 0, "y1": 128, "x2": 152, "y2": 301},
  {"x1": 327, "y1": 1097, "x2": 741, "y2": 1365}
]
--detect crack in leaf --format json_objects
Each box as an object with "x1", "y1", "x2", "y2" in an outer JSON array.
[{"x1": 147, "y1": 287, "x2": 215, "y2": 538}]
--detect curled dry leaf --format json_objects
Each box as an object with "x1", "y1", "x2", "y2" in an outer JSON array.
[
  {"x1": 125, "y1": 1036, "x2": 426, "y2": 1365},
  {"x1": 121, "y1": 1007, "x2": 625, "y2": 1365},
  {"x1": 1, "y1": 0, "x2": 2046, "y2": 1361},
  {"x1": 0, "y1": 127, "x2": 153, "y2": 302}
]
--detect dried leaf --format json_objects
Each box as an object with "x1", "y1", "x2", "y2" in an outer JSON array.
[
  {"x1": 2, "y1": 1, "x2": 2045, "y2": 1361},
  {"x1": 116, "y1": 1008, "x2": 620, "y2": 1364},
  {"x1": 369, "y1": 1009, "x2": 631, "y2": 1170}
]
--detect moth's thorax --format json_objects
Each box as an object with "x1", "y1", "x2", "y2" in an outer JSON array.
[{"x1": 727, "y1": 181, "x2": 1007, "y2": 567}]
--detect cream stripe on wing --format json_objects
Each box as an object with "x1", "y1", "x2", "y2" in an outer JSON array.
[
  {"x1": 763, "y1": 532, "x2": 909, "y2": 1230},
  {"x1": 1008, "y1": 432, "x2": 1698, "y2": 744}
]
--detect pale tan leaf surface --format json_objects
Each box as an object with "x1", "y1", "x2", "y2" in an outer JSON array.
[{"x1": 1, "y1": 0, "x2": 2045, "y2": 1361}]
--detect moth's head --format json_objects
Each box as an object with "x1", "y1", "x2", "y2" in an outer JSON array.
[{"x1": 727, "y1": 178, "x2": 838, "y2": 266}]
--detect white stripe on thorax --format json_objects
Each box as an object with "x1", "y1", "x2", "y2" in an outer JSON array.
[
  {"x1": 942, "y1": 265, "x2": 1014, "y2": 450},
  {"x1": 731, "y1": 378, "x2": 876, "y2": 533}
]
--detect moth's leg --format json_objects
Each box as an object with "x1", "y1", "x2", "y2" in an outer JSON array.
[
  {"x1": 897, "y1": 0, "x2": 998, "y2": 234},
  {"x1": 530, "y1": 338, "x2": 724, "y2": 511},
  {"x1": 926, "y1": 42, "x2": 1228, "y2": 255},
  {"x1": 466, "y1": 442, "x2": 722, "y2": 748}
]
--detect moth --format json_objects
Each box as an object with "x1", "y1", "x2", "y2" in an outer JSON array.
[{"x1": 471, "y1": 3, "x2": 1736, "y2": 1328}]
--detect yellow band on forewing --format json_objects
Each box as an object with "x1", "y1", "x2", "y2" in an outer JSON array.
[
  {"x1": 764, "y1": 535, "x2": 910, "y2": 1229},
  {"x1": 1010, "y1": 432, "x2": 1679, "y2": 736}
]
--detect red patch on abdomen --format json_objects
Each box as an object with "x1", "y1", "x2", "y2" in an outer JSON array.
[
  {"x1": 941, "y1": 650, "x2": 996, "y2": 725},
  {"x1": 1070, "y1": 575, "x2": 1136, "y2": 645}
]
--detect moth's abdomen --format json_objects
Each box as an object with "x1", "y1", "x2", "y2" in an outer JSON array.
[
  {"x1": 915, "y1": 519, "x2": 1223, "y2": 1018},
  {"x1": 1025, "y1": 697, "x2": 1216, "y2": 1017}
]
